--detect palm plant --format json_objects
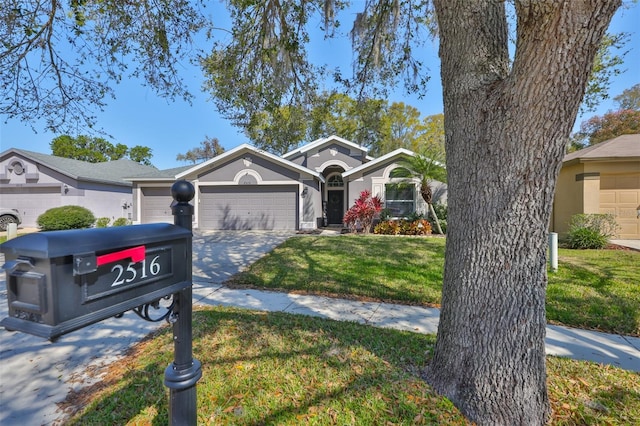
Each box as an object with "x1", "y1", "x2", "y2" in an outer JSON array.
[{"x1": 391, "y1": 150, "x2": 447, "y2": 234}]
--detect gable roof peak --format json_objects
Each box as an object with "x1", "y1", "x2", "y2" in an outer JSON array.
[
  {"x1": 342, "y1": 148, "x2": 417, "y2": 178},
  {"x1": 175, "y1": 143, "x2": 324, "y2": 181},
  {"x1": 282, "y1": 135, "x2": 368, "y2": 159}
]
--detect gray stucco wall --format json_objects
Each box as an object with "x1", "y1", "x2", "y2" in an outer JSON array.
[
  {"x1": 1, "y1": 153, "x2": 133, "y2": 227},
  {"x1": 197, "y1": 154, "x2": 299, "y2": 183},
  {"x1": 305, "y1": 143, "x2": 365, "y2": 172},
  {"x1": 302, "y1": 179, "x2": 322, "y2": 225}
]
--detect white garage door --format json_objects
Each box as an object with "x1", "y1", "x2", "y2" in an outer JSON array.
[
  {"x1": 141, "y1": 187, "x2": 174, "y2": 224},
  {"x1": 0, "y1": 186, "x2": 61, "y2": 227},
  {"x1": 600, "y1": 174, "x2": 640, "y2": 239},
  {"x1": 199, "y1": 186, "x2": 298, "y2": 230}
]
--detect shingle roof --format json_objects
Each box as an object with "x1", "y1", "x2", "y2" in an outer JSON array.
[
  {"x1": 3, "y1": 148, "x2": 159, "y2": 186},
  {"x1": 563, "y1": 133, "x2": 640, "y2": 163},
  {"x1": 125, "y1": 164, "x2": 196, "y2": 180}
]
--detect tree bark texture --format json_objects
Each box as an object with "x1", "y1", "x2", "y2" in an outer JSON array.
[{"x1": 427, "y1": 1, "x2": 620, "y2": 424}]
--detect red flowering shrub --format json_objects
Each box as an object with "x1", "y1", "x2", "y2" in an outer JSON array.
[{"x1": 343, "y1": 190, "x2": 382, "y2": 234}]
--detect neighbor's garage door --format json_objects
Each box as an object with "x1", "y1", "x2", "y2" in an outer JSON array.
[
  {"x1": 141, "y1": 187, "x2": 174, "y2": 223},
  {"x1": 0, "y1": 186, "x2": 61, "y2": 227},
  {"x1": 199, "y1": 186, "x2": 298, "y2": 230},
  {"x1": 600, "y1": 174, "x2": 640, "y2": 239}
]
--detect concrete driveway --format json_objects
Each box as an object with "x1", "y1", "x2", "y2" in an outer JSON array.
[
  {"x1": 0, "y1": 230, "x2": 294, "y2": 426},
  {"x1": 191, "y1": 230, "x2": 294, "y2": 283}
]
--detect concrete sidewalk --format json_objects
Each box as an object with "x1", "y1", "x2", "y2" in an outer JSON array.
[
  {"x1": 610, "y1": 239, "x2": 640, "y2": 251},
  {"x1": 192, "y1": 282, "x2": 640, "y2": 372}
]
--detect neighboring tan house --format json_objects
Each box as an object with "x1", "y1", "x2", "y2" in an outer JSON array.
[
  {"x1": 128, "y1": 135, "x2": 447, "y2": 231},
  {"x1": 552, "y1": 134, "x2": 640, "y2": 239},
  {"x1": 0, "y1": 148, "x2": 158, "y2": 228}
]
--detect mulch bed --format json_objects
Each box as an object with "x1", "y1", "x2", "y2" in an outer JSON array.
[{"x1": 606, "y1": 243, "x2": 638, "y2": 252}]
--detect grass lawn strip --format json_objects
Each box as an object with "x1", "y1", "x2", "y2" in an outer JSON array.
[
  {"x1": 229, "y1": 235, "x2": 639, "y2": 336},
  {"x1": 64, "y1": 307, "x2": 640, "y2": 425}
]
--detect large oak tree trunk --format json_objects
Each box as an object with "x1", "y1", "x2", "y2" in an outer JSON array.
[{"x1": 427, "y1": 1, "x2": 619, "y2": 424}]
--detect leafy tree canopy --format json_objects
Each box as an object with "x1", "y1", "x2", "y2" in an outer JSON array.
[
  {"x1": 572, "y1": 109, "x2": 640, "y2": 149},
  {"x1": 613, "y1": 82, "x2": 640, "y2": 110},
  {"x1": 176, "y1": 136, "x2": 225, "y2": 163},
  {"x1": 242, "y1": 91, "x2": 443, "y2": 157},
  {"x1": 308, "y1": 93, "x2": 386, "y2": 154},
  {"x1": 2, "y1": 0, "x2": 210, "y2": 133},
  {"x1": 1, "y1": 1, "x2": 629, "y2": 148},
  {"x1": 51, "y1": 135, "x2": 154, "y2": 165},
  {"x1": 580, "y1": 32, "x2": 630, "y2": 114}
]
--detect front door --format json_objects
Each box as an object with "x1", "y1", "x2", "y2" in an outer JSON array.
[{"x1": 326, "y1": 190, "x2": 344, "y2": 225}]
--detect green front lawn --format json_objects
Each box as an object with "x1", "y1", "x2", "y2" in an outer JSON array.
[
  {"x1": 65, "y1": 308, "x2": 640, "y2": 425},
  {"x1": 229, "y1": 235, "x2": 639, "y2": 336},
  {"x1": 61, "y1": 236, "x2": 639, "y2": 425},
  {"x1": 229, "y1": 235, "x2": 447, "y2": 306}
]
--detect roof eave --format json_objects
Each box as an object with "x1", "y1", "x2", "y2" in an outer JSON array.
[
  {"x1": 176, "y1": 144, "x2": 324, "y2": 182},
  {"x1": 343, "y1": 148, "x2": 415, "y2": 178}
]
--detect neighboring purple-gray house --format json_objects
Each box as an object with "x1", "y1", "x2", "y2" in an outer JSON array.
[
  {"x1": 128, "y1": 135, "x2": 447, "y2": 231},
  {"x1": 0, "y1": 148, "x2": 158, "y2": 228}
]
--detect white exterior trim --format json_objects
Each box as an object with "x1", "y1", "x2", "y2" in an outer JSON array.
[
  {"x1": 233, "y1": 169, "x2": 263, "y2": 184},
  {"x1": 197, "y1": 179, "x2": 295, "y2": 186},
  {"x1": 372, "y1": 163, "x2": 425, "y2": 215},
  {"x1": 315, "y1": 159, "x2": 353, "y2": 173}
]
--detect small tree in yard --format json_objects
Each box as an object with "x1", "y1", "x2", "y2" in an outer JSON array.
[
  {"x1": 391, "y1": 151, "x2": 447, "y2": 234},
  {"x1": 343, "y1": 190, "x2": 382, "y2": 234}
]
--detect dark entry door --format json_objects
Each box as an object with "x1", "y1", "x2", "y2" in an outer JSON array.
[{"x1": 326, "y1": 190, "x2": 344, "y2": 225}]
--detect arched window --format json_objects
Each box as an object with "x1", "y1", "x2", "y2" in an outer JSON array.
[{"x1": 327, "y1": 174, "x2": 344, "y2": 188}]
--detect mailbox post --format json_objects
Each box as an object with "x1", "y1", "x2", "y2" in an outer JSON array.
[
  {"x1": 164, "y1": 180, "x2": 202, "y2": 425},
  {"x1": 1, "y1": 180, "x2": 202, "y2": 425}
]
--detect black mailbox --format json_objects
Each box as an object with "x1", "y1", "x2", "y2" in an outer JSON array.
[{"x1": 1, "y1": 223, "x2": 191, "y2": 339}]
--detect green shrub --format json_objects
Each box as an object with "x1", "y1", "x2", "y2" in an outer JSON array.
[
  {"x1": 37, "y1": 206, "x2": 95, "y2": 230},
  {"x1": 567, "y1": 213, "x2": 619, "y2": 249},
  {"x1": 112, "y1": 217, "x2": 131, "y2": 227},
  {"x1": 434, "y1": 219, "x2": 447, "y2": 234},
  {"x1": 431, "y1": 203, "x2": 448, "y2": 220},
  {"x1": 95, "y1": 217, "x2": 111, "y2": 228},
  {"x1": 429, "y1": 203, "x2": 447, "y2": 234},
  {"x1": 379, "y1": 208, "x2": 392, "y2": 221},
  {"x1": 406, "y1": 211, "x2": 424, "y2": 222}
]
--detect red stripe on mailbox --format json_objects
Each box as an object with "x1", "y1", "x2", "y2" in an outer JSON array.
[{"x1": 96, "y1": 245, "x2": 146, "y2": 266}]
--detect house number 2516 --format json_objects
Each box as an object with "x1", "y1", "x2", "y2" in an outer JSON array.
[{"x1": 111, "y1": 256, "x2": 161, "y2": 287}]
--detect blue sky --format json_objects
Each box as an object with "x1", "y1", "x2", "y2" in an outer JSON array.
[{"x1": 1, "y1": 3, "x2": 638, "y2": 171}]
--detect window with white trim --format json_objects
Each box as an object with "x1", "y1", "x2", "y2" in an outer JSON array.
[{"x1": 384, "y1": 183, "x2": 415, "y2": 217}]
